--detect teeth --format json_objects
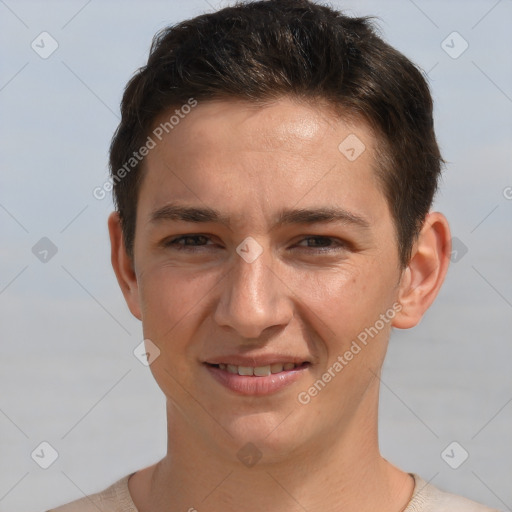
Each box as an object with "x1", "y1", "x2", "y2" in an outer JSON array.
[
  {"x1": 253, "y1": 365, "x2": 271, "y2": 377},
  {"x1": 215, "y1": 363, "x2": 300, "y2": 376},
  {"x1": 270, "y1": 363, "x2": 284, "y2": 374}
]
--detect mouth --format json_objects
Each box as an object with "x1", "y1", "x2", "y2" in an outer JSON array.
[
  {"x1": 203, "y1": 360, "x2": 311, "y2": 396},
  {"x1": 205, "y1": 361, "x2": 310, "y2": 376}
]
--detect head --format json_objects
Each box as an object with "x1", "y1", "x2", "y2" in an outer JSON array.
[{"x1": 108, "y1": 0, "x2": 451, "y2": 464}]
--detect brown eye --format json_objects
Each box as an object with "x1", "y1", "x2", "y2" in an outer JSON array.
[
  {"x1": 295, "y1": 236, "x2": 346, "y2": 251},
  {"x1": 164, "y1": 234, "x2": 216, "y2": 251}
]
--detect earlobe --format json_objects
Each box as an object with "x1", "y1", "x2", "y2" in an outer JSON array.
[
  {"x1": 108, "y1": 212, "x2": 142, "y2": 321},
  {"x1": 392, "y1": 212, "x2": 451, "y2": 329}
]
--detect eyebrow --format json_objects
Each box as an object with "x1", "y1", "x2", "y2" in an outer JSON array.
[{"x1": 149, "y1": 203, "x2": 371, "y2": 230}]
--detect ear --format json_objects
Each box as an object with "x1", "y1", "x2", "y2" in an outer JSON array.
[
  {"x1": 108, "y1": 211, "x2": 142, "y2": 321},
  {"x1": 392, "y1": 212, "x2": 451, "y2": 329}
]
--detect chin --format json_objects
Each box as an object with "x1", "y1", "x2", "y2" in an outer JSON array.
[{"x1": 214, "y1": 409, "x2": 307, "y2": 462}]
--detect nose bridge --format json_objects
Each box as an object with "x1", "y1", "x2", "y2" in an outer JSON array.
[{"x1": 213, "y1": 244, "x2": 291, "y2": 339}]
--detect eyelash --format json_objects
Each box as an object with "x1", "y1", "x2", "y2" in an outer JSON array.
[{"x1": 164, "y1": 234, "x2": 346, "y2": 252}]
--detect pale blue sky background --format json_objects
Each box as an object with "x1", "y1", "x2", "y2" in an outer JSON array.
[{"x1": 0, "y1": 1, "x2": 511, "y2": 511}]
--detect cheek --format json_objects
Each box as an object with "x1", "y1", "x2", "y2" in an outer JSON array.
[
  {"x1": 137, "y1": 264, "x2": 215, "y2": 341},
  {"x1": 298, "y1": 259, "x2": 398, "y2": 357},
  {"x1": 302, "y1": 261, "x2": 391, "y2": 322}
]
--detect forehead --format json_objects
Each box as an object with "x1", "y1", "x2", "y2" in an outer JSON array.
[
  {"x1": 140, "y1": 97, "x2": 387, "y2": 228},
  {"x1": 151, "y1": 97, "x2": 375, "y2": 159}
]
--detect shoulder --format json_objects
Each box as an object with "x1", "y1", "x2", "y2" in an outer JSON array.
[
  {"x1": 46, "y1": 473, "x2": 137, "y2": 512},
  {"x1": 406, "y1": 474, "x2": 501, "y2": 512}
]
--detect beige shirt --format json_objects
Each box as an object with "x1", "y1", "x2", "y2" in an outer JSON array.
[{"x1": 47, "y1": 473, "x2": 500, "y2": 512}]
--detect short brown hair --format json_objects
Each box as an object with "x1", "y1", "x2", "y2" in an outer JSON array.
[{"x1": 109, "y1": 0, "x2": 443, "y2": 267}]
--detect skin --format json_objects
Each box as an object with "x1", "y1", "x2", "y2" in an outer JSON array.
[{"x1": 108, "y1": 96, "x2": 451, "y2": 512}]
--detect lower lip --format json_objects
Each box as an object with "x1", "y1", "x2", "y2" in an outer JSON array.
[{"x1": 204, "y1": 363, "x2": 309, "y2": 396}]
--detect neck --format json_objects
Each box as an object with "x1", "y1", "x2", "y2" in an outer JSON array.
[{"x1": 133, "y1": 383, "x2": 414, "y2": 512}]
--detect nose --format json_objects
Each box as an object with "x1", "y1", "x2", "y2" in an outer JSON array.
[{"x1": 213, "y1": 245, "x2": 293, "y2": 340}]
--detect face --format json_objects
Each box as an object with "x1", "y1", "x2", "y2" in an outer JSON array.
[{"x1": 126, "y1": 97, "x2": 405, "y2": 462}]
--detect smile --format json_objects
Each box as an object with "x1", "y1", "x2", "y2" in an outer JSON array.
[
  {"x1": 207, "y1": 362, "x2": 308, "y2": 376},
  {"x1": 204, "y1": 362, "x2": 311, "y2": 395}
]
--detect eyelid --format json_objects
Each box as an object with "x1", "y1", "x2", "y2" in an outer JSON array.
[
  {"x1": 294, "y1": 236, "x2": 346, "y2": 248},
  {"x1": 163, "y1": 234, "x2": 217, "y2": 248},
  {"x1": 163, "y1": 234, "x2": 348, "y2": 252}
]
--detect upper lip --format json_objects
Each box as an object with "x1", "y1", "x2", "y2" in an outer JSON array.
[{"x1": 204, "y1": 355, "x2": 311, "y2": 367}]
